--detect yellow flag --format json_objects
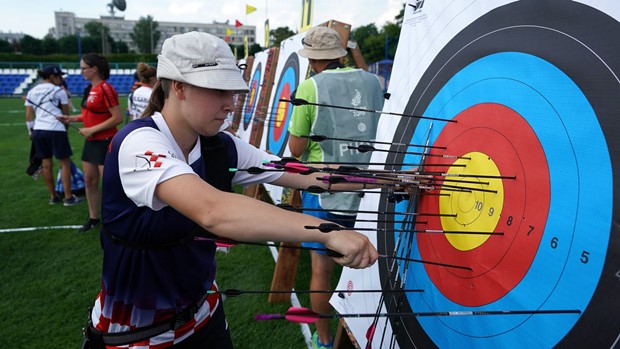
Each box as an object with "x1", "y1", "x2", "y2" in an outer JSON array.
[
  {"x1": 226, "y1": 28, "x2": 233, "y2": 36},
  {"x1": 246, "y1": 4, "x2": 257, "y2": 14},
  {"x1": 244, "y1": 36, "x2": 249, "y2": 58},
  {"x1": 264, "y1": 19, "x2": 270, "y2": 47},
  {"x1": 300, "y1": 0, "x2": 313, "y2": 32}
]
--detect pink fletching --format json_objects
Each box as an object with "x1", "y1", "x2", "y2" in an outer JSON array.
[
  {"x1": 284, "y1": 307, "x2": 320, "y2": 324},
  {"x1": 365, "y1": 324, "x2": 377, "y2": 341}
]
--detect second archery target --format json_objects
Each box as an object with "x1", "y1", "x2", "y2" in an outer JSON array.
[{"x1": 265, "y1": 52, "x2": 299, "y2": 157}]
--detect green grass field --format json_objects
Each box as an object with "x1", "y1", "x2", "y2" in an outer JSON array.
[{"x1": 0, "y1": 96, "x2": 335, "y2": 348}]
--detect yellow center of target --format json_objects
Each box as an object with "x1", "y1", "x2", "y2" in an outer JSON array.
[
  {"x1": 439, "y1": 152, "x2": 504, "y2": 251},
  {"x1": 275, "y1": 101, "x2": 287, "y2": 127}
]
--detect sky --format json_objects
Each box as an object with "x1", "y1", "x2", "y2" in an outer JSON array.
[{"x1": 0, "y1": 0, "x2": 405, "y2": 46}]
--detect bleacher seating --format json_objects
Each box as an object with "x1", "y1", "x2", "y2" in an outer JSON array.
[
  {"x1": 0, "y1": 69, "x2": 137, "y2": 96},
  {"x1": 0, "y1": 74, "x2": 28, "y2": 95}
]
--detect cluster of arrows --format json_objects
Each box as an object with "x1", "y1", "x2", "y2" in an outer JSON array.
[{"x1": 221, "y1": 99, "x2": 581, "y2": 347}]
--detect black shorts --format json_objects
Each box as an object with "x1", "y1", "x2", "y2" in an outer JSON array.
[
  {"x1": 81, "y1": 139, "x2": 111, "y2": 165},
  {"x1": 32, "y1": 130, "x2": 72, "y2": 160}
]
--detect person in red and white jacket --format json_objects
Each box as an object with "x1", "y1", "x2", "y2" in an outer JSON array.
[{"x1": 59, "y1": 53, "x2": 123, "y2": 232}]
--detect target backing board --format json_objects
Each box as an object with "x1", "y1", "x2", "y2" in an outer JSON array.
[
  {"x1": 260, "y1": 32, "x2": 310, "y2": 204},
  {"x1": 333, "y1": 1, "x2": 620, "y2": 348},
  {"x1": 237, "y1": 50, "x2": 268, "y2": 144}
]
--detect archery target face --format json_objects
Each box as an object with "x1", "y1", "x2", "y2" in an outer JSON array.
[
  {"x1": 260, "y1": 33, "x2": 309, "y2": 204},
  {"x1": 243, "y1": 61, "x2": 262, "y2": 130},
  {"x1": 238, "y1": 50, "x2": 268, "y2": 144},
  {"x1": 265, "y1": 53, "x2": 299, "y2": 157},
  {"x1": 260, "y1": 32, "x2": 309, "y2": 158},
  {"x1": 334, "y1": 1, "x2": 619, "y2": 348}
]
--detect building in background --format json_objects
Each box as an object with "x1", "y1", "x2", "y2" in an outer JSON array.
[{"x1": 54, "y1": 11, "x2": 256, "y2": 53}]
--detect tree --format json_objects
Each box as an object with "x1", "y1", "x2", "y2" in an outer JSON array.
[
  {"x1": 84, "y1": 21, "x2": 114, "y2": 54},
  {"x1": 249, "y1": 43, "x2": 263, "y2": 57},
  {"x1": 350, "y1": 24, "x2": 383, "y2": 63},
  {"x1": 382, "y1": 22, "x2": 401, "y2": 60},
  {"x1": 111, "y1": 40, "x2": 129, "y2": 54},
  {"x1": 0, "y1": 39, "x2": 13, "y2": 53},
  {"x1": 130, "y1": 16, "x2": 161, "y2": 54},
  {"x1": 351, "y1": 23, "x2": 380, "y2": 45},
  {"x1": 350, "y1": 11, "x2": 403, "y2": 64},
  {"x1": 269, "y1": 26, "x2": 295, "y2": 47},
  {"x1": 19, "y1": 35, "x2": 43, "y2": 55},
  {"x1": 41, "y1": 36, "x2": 59, "y2": 55}
]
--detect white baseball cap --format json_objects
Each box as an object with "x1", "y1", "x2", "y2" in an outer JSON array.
[{"x1": 157, "y1": 31, "x2": 249, "y2": 93}]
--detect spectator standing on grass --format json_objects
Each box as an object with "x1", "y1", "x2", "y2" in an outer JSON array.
[
  {"x1": 24, "y1": 65, "x2": 82, "y2": 206},
  {"x1": 288, "y1": 26, "x2": 384, "y2": 349},
  {"x1": 80, "y1": 31, "x2": 379, "y2": 349},
  {"x1": 58, "y1": 53, "x2": 123, "y2": 232},
  {"x1": 127, "y1": 62, "x2": 157, "y2": 121}
]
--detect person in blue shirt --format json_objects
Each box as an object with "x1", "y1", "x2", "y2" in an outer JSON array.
[{"x1": 288, "y1": 26, "x2": 384, "y2": 349}]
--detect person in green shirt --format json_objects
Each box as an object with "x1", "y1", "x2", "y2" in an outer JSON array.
[{"x1": 288, "y1": 26, "x2": 384, "y2": 349}]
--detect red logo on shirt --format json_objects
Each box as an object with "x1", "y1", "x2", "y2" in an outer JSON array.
[{"x1": 135, "y1": 151, "x2": 167, "y2": 171}]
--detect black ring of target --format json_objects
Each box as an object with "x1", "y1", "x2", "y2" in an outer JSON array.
[{"x1": 376, "y1": 1, "x2": 620, "y2": 348}]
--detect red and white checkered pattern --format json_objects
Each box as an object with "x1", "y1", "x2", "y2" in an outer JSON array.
[{"x1": 91, "y1": 284, "x2": 220, "y2": 348}]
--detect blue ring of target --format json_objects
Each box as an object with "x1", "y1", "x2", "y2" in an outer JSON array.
[
  {"x1": 390, "y1": 53, "x2": 611, "y2": 347},
  {"x1": 242, "y1": 63, "x2": 262, "y2": 131},
  {"x1": 266, "y1": 55, "x2": 299, "y2": 156}
]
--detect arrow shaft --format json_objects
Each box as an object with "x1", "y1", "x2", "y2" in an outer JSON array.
[
  {"x1": 323, "y1": 309, "x2": 581, "y2": 319},
  {"x1": 303, "y1": 134, "x2": 445, "y2": 150},
  {"x1": 286, "y1": 206, "x2": 456, "y2": 217},
  {"x1": 280, "y1": 98, "x2": 455, "y2": 123},
  {"x1": 210, "y1": 288, "x2": 424, "y2": 297}
]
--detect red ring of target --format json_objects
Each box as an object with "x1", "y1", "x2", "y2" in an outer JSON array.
[
  {"x1": 417, "y1": 103, "x2": 551, "y2": 306},
  {"x1": 272, "y1": 83, "x2": 292, "y2": 141}
]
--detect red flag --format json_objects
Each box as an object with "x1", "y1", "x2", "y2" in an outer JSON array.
[{"x1": 235, "y1": 19, "x2": 243, "y2": 28}]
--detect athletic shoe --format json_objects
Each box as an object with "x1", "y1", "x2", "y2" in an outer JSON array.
[
  {"x1": 312, "y1": 332, "x2": 334, "y2": 349},
  {"x1": 49, "y1": 195, "x2": 62, "y2": 205},
  {"x1": 63, "y1": 195, "x2": 84, "y2": 206},
  {"x1": 78, "y1": 218, "x2": 100, "y2": 232}
]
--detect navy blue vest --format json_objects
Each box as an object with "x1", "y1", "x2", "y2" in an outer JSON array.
[{"x1": 100, "y1": 116, "x2": 237, "y2": 314}]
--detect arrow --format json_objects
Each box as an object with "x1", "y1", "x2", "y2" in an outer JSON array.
[
  {"x1": 305, "y1": 186, "x2": 449, "y2": 202},
  {"x1": 229, "y1": 166, "x2": 287, "y2": 174},
  {"x1": 304, "y1": 223, "x2": 504, "y2": 236},
  {"x1": 269, "y1": 157, "x2": 464, "y2": 168},
  {"x1": 255, "y1": 307, "x2": 582, "y2": 324},
  {"x1": 280, "y1": 98, "x2": 456, "y2": 123},
  {"x1": 302, "y1": 134, "x2": 446, "y2": 150},
  {"x1": 349, "y1": 144, "x2": 470, "y2": 160},
  {"x1": 205, "y1": 237, "x2": 470, "y2": 270},
  {"x1": 206, "y1": 288, "x2": 424, "y2": 298},
  {"x1": 276, "y1": 203, "x2": 457, "y2": 217}
]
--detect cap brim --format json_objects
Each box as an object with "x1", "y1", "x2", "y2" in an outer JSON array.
[
  {"x1": 183, "y1": 68, "x2": 249, "y2": 93},
  {"x1": 298, "y1": 47, "x2": 347, "y2": 60}
]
